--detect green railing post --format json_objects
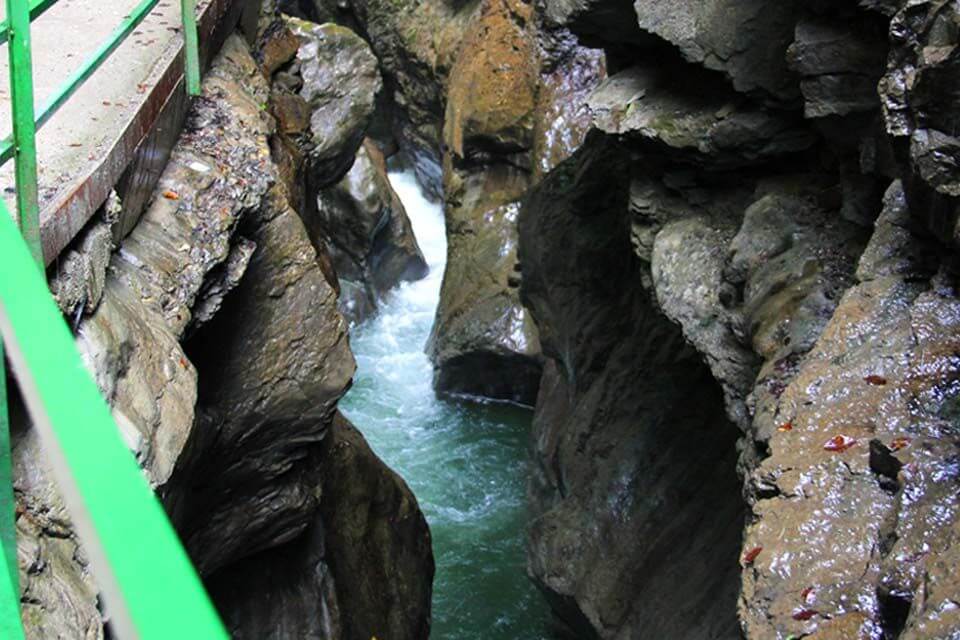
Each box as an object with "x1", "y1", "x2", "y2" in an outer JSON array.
[
  {"x1": 0, "y1": 202, "x2": 228, "y2": 639},
  {"x1": 181, "y1": 0, "x2": 200, "y2": 96},
  {"x1": 0, "y1": 351, "x2": 23, "y2": 640},
  {"x1": 5, "y1": 0, "x2": 42, "y2": 266}
]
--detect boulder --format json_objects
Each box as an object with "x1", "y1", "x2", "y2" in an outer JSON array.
[
  {"x1": 311, "y1": 140, "x2": 428, "y2": 322},
  {"x1": 287, "y1": 18, "x2": 383, "y2": 187}
]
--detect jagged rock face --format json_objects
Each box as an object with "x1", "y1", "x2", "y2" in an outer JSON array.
[
  {"x1": 15, "y1": 25, "x2": 434, "y2": 639},
  {"x1": 13, "y1": 426, "x2": 102, "y2": 639},
  {"x1": 519, "y1": 0, "x2": 960, "y2": 638},
  {"x1": 175, "y1": 183, "x2": 355, "y2": 573},
  {"x1": 13, "y1": 34, "x2": 275, "y2": 637},
  {"x1": 740, "y1": 180, "x2": 957, "y2": 640},
  {"x1": 342, "y1": 0, "x2": 480, "y2": 195},
  {"x1": 76, "y1": 35, "x2": 276, "y2": 491},
  {"x1": 287, "y1": 17, "x2": 383, "y2": 187},
  {"x1": 209, "y1": 414, "x2": 433, "y2": 640},
  {"x1": 631, "y1": 0, "x2": 801, "y2": 102},
  {"x1": 880, "y1": 0, "x2": 960, "y2": 229},
  {"x1": 312, "y1": 140, "x2": 428, "y2": 323},
  {"x1": 520, "y1": 133, "x2": 745, "y2": 639}
]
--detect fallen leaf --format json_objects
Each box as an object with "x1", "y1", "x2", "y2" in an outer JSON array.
[
  {"x1": 800, "y1": 587, "x2": 815, "y2": 603},
  {"x1": 824, "y1": 435, "x2": 857, "y2": 453},
  {"x1": 743, "y1": 546, "x2": 763, "y2": 564},
  {"x1": 792, "y1": 609, "x2": 818, "y2": 621},
  {"x1": 890, "y1": 437, "x2": 911, "y2": 451},
  {"x1": 162, "y1": 190, "x2": 180, "y2": 200},
  {"x1": 778, "y1": 422, "x2": 793, "y2": 432},
  {"x1": 865, "y1": 375, "x2": 888, "y2": 386}
]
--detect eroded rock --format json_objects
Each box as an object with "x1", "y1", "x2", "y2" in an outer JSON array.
[
  {"x1": 520, "y1": 134, "x2": 745, "y2": 639},
  {"x1": 287, "y1": 18, "x2": 383, "y2": 186},
  {"x1": 311, "y1": 140, "x2": 428, "y2": 322}
]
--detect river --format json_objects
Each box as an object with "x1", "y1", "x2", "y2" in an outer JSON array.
[{"x1": 339, "y1": 168, "x2": 550, "y2": 639}]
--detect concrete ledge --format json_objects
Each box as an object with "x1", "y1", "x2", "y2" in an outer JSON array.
[{"x1": 0, "y1": 0, "x2": 245, "y2": 265}]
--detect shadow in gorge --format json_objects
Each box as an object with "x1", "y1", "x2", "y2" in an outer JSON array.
[{"x1": 520, "y1": 132, "x2": 746, "y2": 639}]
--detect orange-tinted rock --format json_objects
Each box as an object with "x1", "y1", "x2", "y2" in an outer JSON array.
[{"x1": 443, "y1": 0, "x2": 539, "y2": 157}]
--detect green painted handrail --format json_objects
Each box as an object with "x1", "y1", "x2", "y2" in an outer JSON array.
[
  {"x1": 0, "y1": 200, "x2": 228, "y2": 638},
  {"x1": 4, "y1": 0, "x2": 41, "y2": 265},
  {"x1": 0, "y1": 0, "x2": 56, "y2": 45},
  {"x1": 0, "y1": 0, "x2": 213, "y2": 635},
  {"x1": 0, "y1": 0, "x2": 202, "y2": 165}
]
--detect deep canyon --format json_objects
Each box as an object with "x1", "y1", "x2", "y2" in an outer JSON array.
[{"x1": 9, "y1": 0, "x2": 960, "y2": 638}]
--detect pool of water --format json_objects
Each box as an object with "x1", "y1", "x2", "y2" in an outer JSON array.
[{"x1": 339, "y1": 169, "x2": 551, "y2": 639}]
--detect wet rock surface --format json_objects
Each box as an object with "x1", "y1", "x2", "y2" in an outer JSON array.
[
  {"x1": 517, "y1": 0, "x2": 960, "y2": 638},
  {"x1": 520, "y1": 133, "x2": 745, "y2": 639},
  {"x1": 15, "y1": 24, "x2": 433, "y2": 639},
  {"x1": 312, "y1": 140, "x2": 428, "y2": 323}
]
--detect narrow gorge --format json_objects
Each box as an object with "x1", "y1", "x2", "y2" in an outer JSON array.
[{"x1": 9, "y1": 0, "x2": 960, "y2": 638}]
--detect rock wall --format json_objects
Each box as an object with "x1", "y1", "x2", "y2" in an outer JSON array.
[
  {"x1": 515, "y1": 0, "x2": 960, "y2": 638},
  {"x1": 14, "y1": 12, "x2": 433, "y2": 639}
]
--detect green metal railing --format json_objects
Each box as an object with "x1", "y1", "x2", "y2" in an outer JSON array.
[{"x1": 0, "y1": 0, "x2": 227, "y2": 637}]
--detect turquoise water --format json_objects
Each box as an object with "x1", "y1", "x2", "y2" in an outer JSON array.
[{"x1": 339, "y1": 170, "x2": 550, "y2": 639}]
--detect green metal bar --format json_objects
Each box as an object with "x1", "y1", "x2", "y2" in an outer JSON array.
[
  {"x1": 33, "y1": 0, "x2": 161, "y2": 136},
  {"x1": 0, "y1": 349, "x2": 23, "y2": 640},
  {"x1": 5, "y1": 0, "x2": 42, "y2": 266},
  {"x1": 181, "y1": 0, "x2": 200, "y2": 96},
  {"x1": 0, "y1": 0, "x2": 161, "y2": 165},
  {"x1": 0, "y1": 0, "x2": 57, "y2": 45},
  {"x1": 0, "y1": 204, "x2": 228, "y2": 638}
]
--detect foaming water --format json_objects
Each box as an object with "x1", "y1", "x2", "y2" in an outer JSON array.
[{"x1": 340, "y1": 169, "x2": 550, "y2": 639}]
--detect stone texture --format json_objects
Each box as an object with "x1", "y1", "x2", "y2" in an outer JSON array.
[
  {"x1": 175, "y1": 184, "x2": 354, "y2": 573},
  {"x1": 311, "y1": 140, "x2": 428, "y2": 322},
  {"x1": 15, "y1": 29, "x2": 434, "y2": 640},
  {"x1": 520, "y1": 134, "x2": 744, "y2": 639},
  {"x1": 287, "y1": 18, "x2": 383, "y2": 187},
  {"x1": 317, "y1": 413, "x2": 434, "y2": 640},
  {"x1": 879, "y1": 0, "x2": 960, "y2": 241},
  {"x1": 344, "y1": 0, "x2": 479, "y2": 195},
  {"x1": 443, "y1": 0, "x2": 539, "y2": 158},
  {"x1": 632, "y1": 0, "x2": 801, "y2": 101},
  {"x1": 77, "y1": 35, "x2": 275, "y2": 490},
  {"x1": 588, "y1": 65, "x2": 814, "y2": 168},
  {"x1": 14, "y1": 34, "x2": 276, "y2": 638},
  {"x1": 740, "y1": 181, "x2": 960, "y2": 639}
]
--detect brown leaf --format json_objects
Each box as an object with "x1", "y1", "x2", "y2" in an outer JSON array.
[
  {"x1": 824, "y1": 435, "x2": 857, "y2": 453},
  {"x1": 890, "y1": 437, "x2": 911, "y2": 451}
]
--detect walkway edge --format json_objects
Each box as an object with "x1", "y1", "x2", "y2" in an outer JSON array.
[{"x1": 38, "y1": 0, "x2": 246, "y2": 266}]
